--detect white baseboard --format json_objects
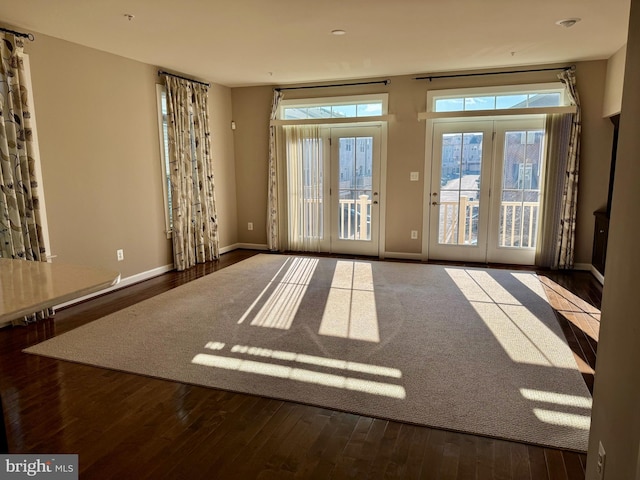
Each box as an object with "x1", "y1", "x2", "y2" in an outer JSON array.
[
  {"x1": 383, "y1": 251, "x2": 423, "y2": 261},
  {"x1": 219, "y1": 243, "x2": 238, "y2": 254},
  {"x1": 235, "y1": 243, "x2": 269, "y2": 251},
  {"x1": 54, "y1": 263, "x2": 175, "y2": 310},
  {"x1": 590, "y1": 265, "x2": 605, "y2": 285}
]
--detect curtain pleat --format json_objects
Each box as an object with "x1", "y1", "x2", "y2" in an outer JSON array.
[
  {"x1": 267, "y1": 90, "x2": 283, "y2": 251},
  {"x1": 536, "y1": 113, "x2": 572, "y2": 268},
  {"x1": 285, "y1": 125, "x2": 323, "y2": 252},
  {"x1": 164, "y1": 76, "x2": 219, "y2": 271},
  {"x1": 556, "y1": 69, "x2": 582, "y2": 269},
  {"x1": 0, "y1": 32, "x2": 51, "y2": 325}
]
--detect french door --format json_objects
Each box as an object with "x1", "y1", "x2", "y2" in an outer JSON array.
[
  {"x1": 285, "y1": 125, "x2": 381, "y2": 256},
  {"x1": 330, "y1": 126, "x2": 381, "y2": 256},
  {"x1": 428, "y1": 118, "x2": 545, "y2": 265}
]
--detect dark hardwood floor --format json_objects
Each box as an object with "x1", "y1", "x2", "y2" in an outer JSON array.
[{"x1": 0, "y1": 250, "x2": 601, "y2": 479}]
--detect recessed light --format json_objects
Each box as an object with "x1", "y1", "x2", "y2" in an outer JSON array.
[
  {"x1": 556, "y1": 18, "x2": 581, "y2": 28},
  {"x1": 331, "y1": 29, "x2": 346, "y2": 36}
]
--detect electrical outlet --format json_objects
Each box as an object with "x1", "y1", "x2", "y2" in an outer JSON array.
[
  {"x1": 411, "y1": 230, "x2": 418, "y2": 240},
  {"x1": 248, "y1": 222, "x2": 254, "y2": 231},
  {"x1": 410, "y1": 172, "x2": 419, "y2": 181},
  {"x1": 116, "y1": 249, "x2": 124, "y2": 261},
  {"x1": 597, "y1": 441, "x2": 606, "y2": 479}
]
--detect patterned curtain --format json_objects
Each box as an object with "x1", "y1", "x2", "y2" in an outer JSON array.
[
  {"x1": 0, "y1": 32, "x2": 51, "y2": 324},
  {"x1": 267, "y1": 89, "x2": 283, "y2": 251},
  {"x1": 164, "y1": 76, "x2": 219, "y2": 271},
  {"x1": 556, "y1": 69, "x2": 582, "y2": 269}
]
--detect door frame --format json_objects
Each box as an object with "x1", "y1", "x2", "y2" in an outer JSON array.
[
  {"x1": 329, "y1": 125, "x2": 384, "y2": 256},
  {"x1": 422, "y1": 115, "x2": 547, "y2": 264},
  {"x1": 426, "y1": 120, "x2": 494, "y2": 262},
  {"x1": 486, "y1": 117, "x2": 546, "y2": 265}
]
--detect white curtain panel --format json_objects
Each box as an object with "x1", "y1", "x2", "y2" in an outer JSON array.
[
  {"x1": 284, "y1": 125, "x2": 323, "y2": 252},
  {"x1": 536, "y1": 113, "x2": 572, "y2": 268},
  {"x1": 556, "y1": 69, "x2": 582, "y2": 269},
  {"x1": 267, "y1": 90, "x2": 283, "y2": 251}
]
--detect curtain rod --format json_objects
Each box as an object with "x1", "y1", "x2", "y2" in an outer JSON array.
[
  {"x1": 0, "y1": 26, "x2": 35, "y2": 41},
  {"x1": 275, "y1": 79, "x2": 390, "y2": 92},
  {"x1": 415, "y1": 65, "x2": 575, "y2": 82},
  {"x1": 158, "y1": 70, "x2": 210, "y2": 87}
]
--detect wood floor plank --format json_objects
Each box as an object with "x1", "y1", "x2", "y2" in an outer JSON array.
[
  {"x1": 510, "y1": 442, "x2": 531, "y2": 480},
  {"x1": 0, "y1": 250, "x2": 599, "y2": 480},
  {"x1": 563, "y1": 451, "x2": 586, "y2": 479},
  {"x1": 420, "y1": 428, "x2": 446, "y2": 480},
  {"x1": 383, "y1": 423, "x2": 416, "y2": 479},
  {"x1": 545, "y1": 448, "x2": 569, "y2": 480},
  {"x1": 528, "y1": 445, "x2": 550, "y2": 480},
  {"x1": 455, "y1": 434, "x2": 477, "y2": 480},
  {"x1": 402, "y1": 426, "x2": 430, "y2": 479},
  {"x1": 475, "y1": 436, "x2": 495, "y2": 480},
  {"x1": 494, "y1": 439, "x2": 512, "y2": 480}
]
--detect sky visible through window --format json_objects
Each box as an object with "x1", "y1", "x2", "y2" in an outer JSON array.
[
  {"x1": 434, "y1": 92, "x2": 562, "y2": 113},
  {"x1": 283, "y1": 102, "x2": 383, "y2": 120}
]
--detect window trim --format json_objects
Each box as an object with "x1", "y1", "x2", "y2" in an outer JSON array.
[
  {"x1": 420, "y1": 82, "x2": 575, "y2": 120},
  {"x1": 274, "y1": 93, "x2": 389, "y2": 126},
  {"x1": 155, "y1": 84, "x2": 172, "y2": 239}
]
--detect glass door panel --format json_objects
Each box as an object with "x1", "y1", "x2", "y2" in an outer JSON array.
[
  {"x1": 428, "y1": 122, "x2": 493, "y2": 262},
  {"x1": 338, "y1": 136, "x2": 373, "y2": 241},
  {"x1": 488, "y1": 119, "x2": 545, "y2": 264},
  {"x1": 331, "y1": 127, "x2": 380, "y2": 255}
]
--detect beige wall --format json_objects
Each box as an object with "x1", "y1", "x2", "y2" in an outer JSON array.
[
  {"x1": 586, "y1": 0, "x2": 640, "y2": 477},
  {"x1": 231, "y1": 86, "x2": 273, "y2": 245},
  {"x1": 232, "y1": 63, "x2": 612, "y2": 263},
  {"x1": 209, "y1": 84, "x2": 239, "y2": 249},
  {"x1": 603, "y1": 44, "x2": 627, "y2": 117},
  {"x1": 24, "y1": 32, "x2": 237, "y2": 278},
  {"x1": 573, "y1": 61, "x2": 613, "y2": 265}
]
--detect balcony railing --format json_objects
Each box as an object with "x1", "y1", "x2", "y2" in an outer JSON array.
[
  {"x1": 439, "y1": 197, "x2": 539, "y2": 248},
  {"x1": 301, "y1": 195, "x2": 371, "y2": 240},
  {"x1": 339, "y1": 195, "x2": 371, "y2": 240}
]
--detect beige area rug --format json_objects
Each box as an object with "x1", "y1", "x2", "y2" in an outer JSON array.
[{"x1": 25, "y1": 254, "x2": 592, "y2": 451}]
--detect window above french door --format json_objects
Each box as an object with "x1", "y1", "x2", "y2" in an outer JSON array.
[{"x1": 273, "y1": 94, "x2": 388, "y2": 256}]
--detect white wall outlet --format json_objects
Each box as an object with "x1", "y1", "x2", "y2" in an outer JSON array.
[
  {"x1": 411, "y1": 230, "x2": 418, "y2": 240},
  {"x1": 247, "y1": 222, "x2": 254, "y2": 231},
  {"x1": 116, "y1": 249, "x2": 124, "y2": 261},
  {"x1": 597, "y1": 441, "x2": 606, "y2": 479},
  {"x1": 410, "y1": 171, "x2": 419, "y2": 181}
]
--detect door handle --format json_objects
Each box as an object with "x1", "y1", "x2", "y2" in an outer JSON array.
[
  {"x1": 432, "y1": 201, "x2": 439, "y2": 206},
  {"x1": 373, "y1": 201, "x2": 379, "y2": 205}
]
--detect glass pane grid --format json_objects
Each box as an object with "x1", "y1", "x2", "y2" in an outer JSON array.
[
  {"x1": 433, "y1": 91, "x2": 564, "y2": 113},
  {"x1": 338, "y1": 136, "x2": 373, "y2": 241},
  {"x1": 283, "y1": 102, "x2": 383, "y2": 120},
  {"x1": 438, "y1": 132, "x2": 482, "y2": 246},
  {"x1": 499, "y1": 129, "x2": 544, "y2": 249}
]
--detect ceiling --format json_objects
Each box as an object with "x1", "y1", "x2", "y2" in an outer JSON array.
[{"x1": 0, "y1": 0, "x2": 631, "y2": 87}]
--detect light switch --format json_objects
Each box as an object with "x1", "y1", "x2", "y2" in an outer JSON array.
[{"x1": 410, "y1": 172, "x2": 419, "y2": 181}]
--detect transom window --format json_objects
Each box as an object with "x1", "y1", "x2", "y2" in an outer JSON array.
[
  {"x1": 429, "y1": 84, "x2": 569, "y2": 113},
  {"x1": 278, "y1": 94, "x2": 387, "y2": 121}
]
